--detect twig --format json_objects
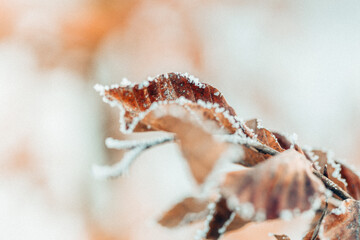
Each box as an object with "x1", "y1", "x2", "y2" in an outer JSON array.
[
  {"x1": 218, "y1": 135, "x2": 279, "y2": 156},
  {"x1": 311, "y1": 200, "x2": 328, "y2": 240},
  {"x1": 93, "y1": 135, "x2": 175, "y2": 179},
  {"x1": 312, "y1": 169, "x2": 353, "y2": 200},
  {"x1": 105, "y1": 135, "x2": 175, "y2": 150}
]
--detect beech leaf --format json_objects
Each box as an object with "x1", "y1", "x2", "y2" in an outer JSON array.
[
  {"x1": 221, "y1": 149, "x2": 325, "y2": 221},
  {"x1": 95, "y1": 72, "x2": 253, "y2": 136}
]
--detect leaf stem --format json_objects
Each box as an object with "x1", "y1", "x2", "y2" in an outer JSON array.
[{"x1": 312, "y1": 169, "x2": 353, "y2": 200}]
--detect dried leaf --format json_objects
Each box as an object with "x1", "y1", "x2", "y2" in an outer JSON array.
[
  {"x1": 272, "y1": 234, "x2": 291, "y2": 240},
  {"x1": 222, "y1": 149, "x2": 325, "y2": 221},
  {"x1": 202, "y1": 197, "x2": 249, "y2": 240},
  {"x1": 319, "y1": 199, "x2": 360, "y2": 240},
  {"x1": 96, "y1": 72, "x2": 253, "y2": 136},
  {"x1": 151, "y1": 106, "x2": 227, "y2": 183},
  {"x1": 245, "y1": 119, "x2": 284, "y2": 152},
  {"x1": 240, "y1": 119, "x2": 285, "y2": 166},
  {"x1": 311, "y1": 150, "x2": 360, "y2": 200},
  {"x1": 338, "y1": 163, "x2": 360, "y2": 200},
  {"x1": 272, "y1": 132, "x2": 305, "y2": 155},
  {"x1": 158, "y1": 197, "x2": 209, "y2": 228}
]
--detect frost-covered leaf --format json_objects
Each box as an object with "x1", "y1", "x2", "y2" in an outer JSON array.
[
  {"x1": 95, "y1": 72, "x2": 253, "y2": 136},
  {"x1": 239, "y1": 119, "x2": 285, "y2": 167},
  {"x1": 221, "y1": 150, "x2": 325, "y2": 221},
  {"x1": 310, "y1": 150, "x2": 360, "y2": 200},
  {"x1": 272, "y1": 132, "x2": 304, "y2": 155},
  {"x1": 198, "y1": 197, "x2": 248, "y2": 240},
  {"x1": 319, "y1": 199, "x2": 360, "y2": 240},
  {"x1": 338, "y1": 163, "x2": 360, "y2": 200},
  {"x1": 245, "y1": 119, "x2": 284, "y2": 153},
  {"x1": 158, "y1": 197, "x2": 209, "y2": 228}
]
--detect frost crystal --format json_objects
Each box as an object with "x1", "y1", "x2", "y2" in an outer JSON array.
[
  {"x1": 280, "y1": 209, "x2": 293, "y2": 221},
  {"x1": 138, "y1": 80, "x2": 150, "y2": 89},
  {"x1": 331, "y1": 201, "x2": 348, "y2": 215},
  {"x1": 218, "y1": 212, "x2": 235, "y2": 235},
  {"x1": 195, "y1": 202, "x2": 217, "y2": 240},
  {"x1": 326, "y1": 150, "x2": 348, "y2": 187},
  {"x1": 105, "y1": 135, "x2": 174, "y2": 150},
  {"x1": 120, "y1": 77, "x2": 131, "y2": 87}
]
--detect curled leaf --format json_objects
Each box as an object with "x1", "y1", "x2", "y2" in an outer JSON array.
[
  {"x1": 245, "y1": 119, "x2": 284, "y2": 152},
  {"x1": 95, "y1": 72, "x2": 253, "y2": 136},
  {"x1": 222, "y1": 150, "x2": 325, "y2": 221},
  {"x1": 240, "y1": 119, "x2": 285, "y2": 167}
]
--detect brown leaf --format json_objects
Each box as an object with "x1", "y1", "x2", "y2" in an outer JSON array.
[
  {"x1": 240, "y1": 119, "x2": 285, "y2": 166},
  {"x1": 204, "y1": 197, "x2": 249, "y2": 240},
  {"x1": 320, "y1": 199, "x2": 360, "y2": 240},
  {"x1": 158, "y1": 197, "x2": 209, "y2": 228},
  {"x1": 147, "y1": 105, "x2": 227, "y2": 183},
  {"x1": 96, "y1": 72, "x2": 253, "y2": 136},
  {"x1": 310, "y1": 150, "x2": 360, "y2": 200},
  {"x1": 222, "y1": 149, "x2": 325, "y2": 221},
  {"x1": 272, "y1": 234, "x2": 291, "y2": 240},
  {"x1": 338, "y1": 163, "x2": 360, "y2": 200},
  {"x1": 245, "y1": 119, "x2": 284, "y2": 152},
  {"x1": 272, "y1": 132, "x2": 305, "y2": 155}
]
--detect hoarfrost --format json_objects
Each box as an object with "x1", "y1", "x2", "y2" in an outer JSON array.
[
  {"x1": 92, "y1": 146, "x2": 145, "y2": 179},
  {"x1": 177, "y1": 72, "x2": 206, "y2": 89},
  {"x1": 218, "y1": 212, "x2": 235, "y2": 235},
  {"x1": 120, "y1": 78, "x2": 131, "y2": 87},
  {"x1": 326, "y1": 150, "x2": 348, "y2": 187},
  {"x1": 331, "y1": 204, "x2": 347, "y2": 215},
  {"x1": 194, "y1": 202, "x2": 217, "y2": 240},
  {"x1": 138, "y1": 80, "x2": 150, "y2": 89},
  {"x1": 105, "y1": 135, "x2": 174, "y2": 150}
]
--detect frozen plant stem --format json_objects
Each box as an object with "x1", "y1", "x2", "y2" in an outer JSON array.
[
  {"x1": 93, "y1": 135, "x2": 175, "y2": 179},
  {"x1": 219, "y1": 135, "x2": 279, "y2": 155},
  {"x1": 106, "y1": 135, "x2": 175, "y2": 150}
]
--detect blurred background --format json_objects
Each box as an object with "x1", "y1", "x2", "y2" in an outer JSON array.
[{"x1": 1, "y1": 0, "x2": 360, "y2": 239}]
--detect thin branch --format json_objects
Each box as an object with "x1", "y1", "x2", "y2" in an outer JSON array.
[
  {"x1": 311, "y1": 200, "x2": 327, "y2": 240},
  {"x1": 93, "y1": 135, "x2": 175, "y2": 179},
  {"x1": 218, "y1": 135, "x2": 279, "y2": 156},
  {"x1": 93, "y1": 145, "x2": 146, "y2": 179},
  {"x1": 105, "y1": 135, "x2": 175, "y2": 150},
  {"x1": 312, "y1": 169, "x2": 353, "y2": 200}
]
